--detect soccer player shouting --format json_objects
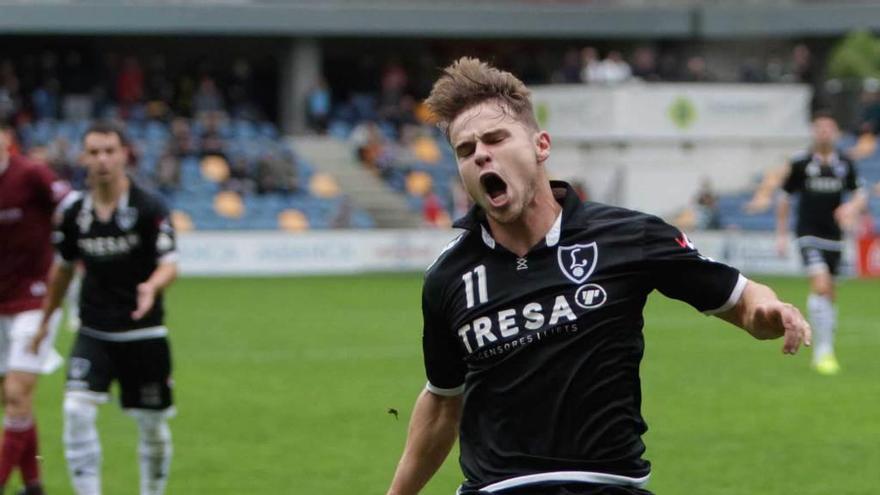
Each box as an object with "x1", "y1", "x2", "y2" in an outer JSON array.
[
  {"x1": 0, "y1": 124, "x2": 70, "y2": 495},
  {"x1": 387, "y1": 58, "x2": 812, "y2": 495},
  {"x1": 31, "y1": 122, "x2": 178, "y2": 495}
]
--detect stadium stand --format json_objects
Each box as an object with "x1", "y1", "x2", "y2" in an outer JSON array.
[{"x1": 14, "y1": 118, "x2": 375, "y2": 231}]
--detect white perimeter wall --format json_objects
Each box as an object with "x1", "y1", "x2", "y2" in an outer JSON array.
[
  {"x1": 177, "y1": 230, "x2": 854, "y2": 277},
  {"x1": 531, "y1": 83, "x2": 811, "y2": 216}
]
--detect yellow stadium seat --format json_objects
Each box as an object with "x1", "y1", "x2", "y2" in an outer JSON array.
[
  {"x1": 214, "y1": 191, "x2": 244, "y2": 219},
  {"x1": 201, "y1": 155, "x2": 230, "y2": 183},
  {"x1": 170, "y1": 210, "x2": 194, "y2": 233},
  {"x1": 406, "y1": 171, "x2": 433, "y2": 197},
  {"x1": 278, "y1": 209, "x2": 310, "y2": 232},
  {"x1": 412, "y1": 136, "x2": 441, "y2": 164},
  {"x1": 309, "y1": 172, "x2": 341, "y2": 198}
]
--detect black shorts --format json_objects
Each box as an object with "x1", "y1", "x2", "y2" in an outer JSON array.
[
  {"x1": 798, "y1": 246, "x2": 842, "y2": 276},
  {"x1": 66, "y1": 332, "x2": 173, "y2": 410}
]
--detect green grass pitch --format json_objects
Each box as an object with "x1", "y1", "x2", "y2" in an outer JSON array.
[{"x1": 25, "y1": 275, "x2": 880, "y2": 494}]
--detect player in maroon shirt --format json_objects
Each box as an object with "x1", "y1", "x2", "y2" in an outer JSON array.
[{"x1": 0, "y1": 124, "x2": 71, "y2": 495}]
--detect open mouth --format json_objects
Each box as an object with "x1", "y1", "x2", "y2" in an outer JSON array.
[{"x1": 479, "y1": 172, "x2": 509, "y2": 207}]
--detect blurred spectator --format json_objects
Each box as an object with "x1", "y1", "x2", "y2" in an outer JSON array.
[
  {"x1": 579, "y1": 47, "x2": 603, "y2": 84},
  {"x1": 695, "y1": 178, "x2": 721, "y2": 229},
  {"x1": 331, "y1": 196, "x2": 355, "y2": 229},
  {"x1": 657, "y1": 52, "x2": 681, "y2": 81},
  {"x1": 422, "y1": 188, "x2": 451, "y2": 228},
  {"x1": 553, "y1": 49, "x2": 583, "y2": 84},
  {"x1": 224, "y1": 155, "x2": 255, "y2": 195},
  {"x1": 31, "y1": 78, "x2": 60, "y2": 120},
  {"x1": 351, "y1": 121, "x2": 390, "y2": 173},
  {"x1": 631, "y1": 47, "x2": 660, "y2": 82},
  {"x1": 198, "y1": 112, "x2": 228, "y2": 159},
  {"x1": 598, "y1": 51, "x2": 632, "y2": 84},
  {"x1": 155, "y1": 152, "x2": 181, "y2": 194},
  {"x1": 859, "y1": 81, "x2": 880, "y2": 135},
  {"x1": 307, "y1": 77, "x2": 331, "y2": 133},
  {"x1": 378, "y1": 60, "x2": 408, "y2": 127},
  {"x1": 116, "y1": 56, "x2": 144, "y2": 118},
  {"x1": 764, "y1": 56, "x2": 786, "y2": 83},
  {"x1": 739, "y1": 58, "x2": 767, "y2": 83},
  {"x1": 682, "y1": 56, "x2": 715, "y2": 82},
  {"x1": 787, "y1": 43, "x2": 815, "y2": 84},
  {"x1": 227, "y1": 59, "x2": 260, "y2": 120},
  {"x1": 256, "y1": 151, "x2": 299, "y2": 195},
  {"x1": 169, "y1": 117, "x2": 198, "y2": 157},
  {"x1": 192, "y1": 76, "x2": 225, "y2": 117},
  {"x1": 145, "y1": 55, "x2": 174, "y2": 120}
]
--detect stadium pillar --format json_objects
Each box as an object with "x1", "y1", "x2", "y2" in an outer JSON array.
[{"x1": 280, "y1": 38, "x2": 322, "y2": 135}]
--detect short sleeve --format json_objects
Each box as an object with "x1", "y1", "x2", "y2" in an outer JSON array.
[
  {"x1": 29, "y1": 163, "x2": 70, "y2": 211},
  {"x1": 643, "y1": 216, "x2": 746, "y2": 315},
  {"x1": 421, "y1": 277, "x2": 466, "y2": 396},
  {"x1": 53, "y1": 205, "x2": 80, "y2": 264},
  {"x1": 143, "y1": 198, "x2": 178, "y2": 263},
  {"x1": 781, "y1": 162, "x2": 803, "y2": 195},
  {"x1": 844, "y1": 161, "x2": 862, "y2": 191}
]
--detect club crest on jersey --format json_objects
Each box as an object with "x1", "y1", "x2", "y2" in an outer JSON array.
[
  {"x1": 557, "y1": 242, "x2": 598, "y2": 284},
  {"x1": 116, "y1": 206, "x2": 138, "y2": 231},
  {"x1": 76, "y1": 207, "x2": 92, "y2": 233},
  {"x1": 575, "y1": 283, "x2": 607, "y2": 309}
]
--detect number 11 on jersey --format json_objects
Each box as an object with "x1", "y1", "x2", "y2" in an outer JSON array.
[{"x1": 463, "y1": 264, "x2": 488, "y2": 308}]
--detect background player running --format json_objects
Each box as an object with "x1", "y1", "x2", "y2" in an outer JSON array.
[{"x1": 776, "y1": 111, "x2": 867, "y2": 375}]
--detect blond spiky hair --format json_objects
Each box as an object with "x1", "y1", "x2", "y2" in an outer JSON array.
[{"x1": 425, "y1": 57, "x2": 538, "y2": 139}]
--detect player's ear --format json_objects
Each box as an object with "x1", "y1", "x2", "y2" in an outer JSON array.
[{"x1": 535, "y1": 131, "x2": 551, "y2": 165}]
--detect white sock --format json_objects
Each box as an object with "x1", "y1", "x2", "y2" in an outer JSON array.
[
  {"x1": 63, "y1": 395, "x2": 102, "y2": 495},
  {"x1": 132, "y1": 410, "x2": 173, "y2": 495},
  {"x1": 807, "y1": 293, "x2": 834, "y2": 361}
]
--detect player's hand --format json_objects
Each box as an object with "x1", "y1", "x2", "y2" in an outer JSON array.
[
  {"x1": 833, "y1": 203, "x2": 857, "y2": 230},
  {"x1": 28, "y1": 322, "x2": 50, "y2": 355},
  {"x1": 131, "y1": 282, "x2": 156, "y2": 320},
  {"x1": 775, "y1": 234, "x2": 788, "y2": 258},
  {"x1": 753, "y1": 301, "x2": 812, "y2": 355}
]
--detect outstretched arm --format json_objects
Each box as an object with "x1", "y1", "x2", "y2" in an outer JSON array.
[
  {"x1": 834, "y1": 188, "x2": 868, "y2": 230},
  {"x1": 717, "y1": 279, "x2": 812, "y2": 354},
  {"x1": 387, "y1": 389, "x2": 462, "y2": 495},
  {"x1": 132, "y1": 261, "x2": 178, "y2": 320},
  {"x1": 29, "y1": 261, "x2": 75, "y2": 353},
  {"x1": 775, "y1": 193, "x2": 791, "y2": 257}
]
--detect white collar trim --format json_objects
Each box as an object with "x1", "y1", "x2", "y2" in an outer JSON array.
[
  {"x1": 479, "y1": 210, "x2": 563, "y2": 250},
  {"x1": 84, "y1": 187, "x2": 130, "y2": 214},
  {"x1": 545, "y1": 210, "x2": 563, "y2": 247},
  {"x1": 480, "y1": 224, "x2": 496, "y2": 249}
]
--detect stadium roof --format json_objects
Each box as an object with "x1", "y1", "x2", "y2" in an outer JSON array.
[{"x1": 1, "y1": 0, "x2": 879, "y2": 38}]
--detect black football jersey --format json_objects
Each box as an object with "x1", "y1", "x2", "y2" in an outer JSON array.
[
  {"x1": 422, "y1": 182, "x2": 744, "y2": 493},
  {"x1": 54, "y1": 180, "x2": 177, "y2": 333},
  {"x1": 782, "y1": 151, "x2": 861, "y2": 245}
]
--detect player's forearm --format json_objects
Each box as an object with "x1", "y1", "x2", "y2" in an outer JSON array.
[
  {"x1": 846, "y1": 189, "x2": 868, "y2": 212},
  {"x1": 144, "y1": 262, "x2": 178, "y2": 292},
  {"x1": 40, "y1": 261, "x2": 74, "y2": 324},
  {"x1": 775, "y1": 196, "x2": 790, "y2": 236},
  {"x1": 720, "y1": 280, "x2": 784, "y2": 340},
  {"x1": 387, "y1": 389, "x2": 462, "y2": 495}
]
